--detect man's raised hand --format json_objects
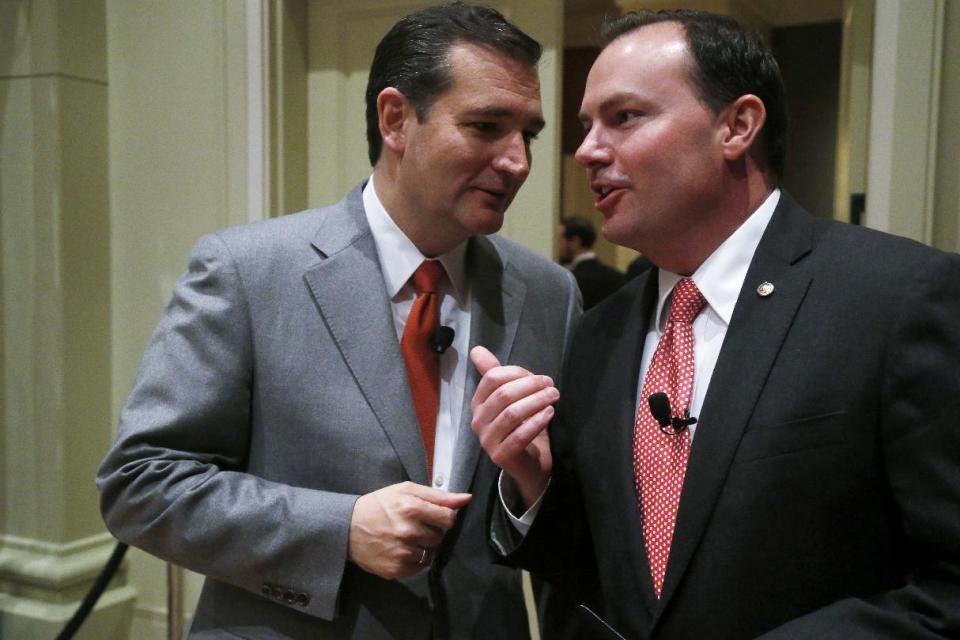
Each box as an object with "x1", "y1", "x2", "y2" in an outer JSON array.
[{"x1": 469, "y1": 346, "x2": 557, "y2": 509}]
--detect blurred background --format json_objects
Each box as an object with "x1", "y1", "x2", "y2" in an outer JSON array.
[{"x1": 2, "y1": 0, "x2": 959, "y2": 637}]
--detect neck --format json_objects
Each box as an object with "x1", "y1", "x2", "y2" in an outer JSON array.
[
  {"x1": 645, "y1": 170, "x2": 775, "y2": 275},
  {"x1": 371, "y1": 162, "x2": 458, "y2": 258}
]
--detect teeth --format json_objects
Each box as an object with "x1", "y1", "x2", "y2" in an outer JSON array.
[{"x1": 599, "y1": 187, "x2": 612, "y2": 197}]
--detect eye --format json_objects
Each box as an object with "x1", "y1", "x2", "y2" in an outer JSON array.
[
  {"x1": 614, "y1": 110, "x2": 641, "y2": 126},
  {"x1": 466, "y1": 121, "x2": 500, "y2": 136},
  {"x1": 522, "y1": 129, "x2": 540, "y2": 145}
]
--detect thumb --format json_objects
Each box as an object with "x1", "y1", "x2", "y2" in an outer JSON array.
[
  {"x1": 470, "y1": 345, "x2": 501, "y2": 376},
  {"x1": 435, "y1": 492, "x2": 473, "y2": 509},
  {"x1": 409, "y1": 485, "x2": 474, "y2": 509}
]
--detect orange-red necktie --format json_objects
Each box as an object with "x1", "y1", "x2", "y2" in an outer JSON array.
[
  {"x1": 400, "y1": 260, "x2": 445, "y2": 475},
  {"x1": 633, "y1": 278, "x2": 707, "y2": 597}
]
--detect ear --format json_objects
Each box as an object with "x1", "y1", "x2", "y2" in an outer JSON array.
[
  {"x1": 719, "y1": 94, "x2": 766, "y2": 162},
  {"x1": 377, "y1": 87, "x2": 413, "y2": 156}
]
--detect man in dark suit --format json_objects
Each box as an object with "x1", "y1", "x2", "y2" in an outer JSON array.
[
  {"x1": 559, "y1": 216, "x2": 625, "y2": 309},
  {"x1": 97, "y1": 4, "x2": 580, "y2": 639},
  {"x1": 624, "y1": 254, "x2": 654, "y2": 281},
  {"x1": 470, "y1": 9, "x2": 960, "y2": 639}
]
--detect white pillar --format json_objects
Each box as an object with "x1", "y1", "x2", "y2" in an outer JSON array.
[
  {"x1": 0, "y1": 0, "x2": 136, "y2": 637},
  {"x1": 865, "y1": 0, "x2": 944, "y2": 242}
]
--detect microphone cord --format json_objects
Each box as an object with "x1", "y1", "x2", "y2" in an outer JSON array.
[{"x1": 55, "y1": 541, "x2": 129, "y2": 640}]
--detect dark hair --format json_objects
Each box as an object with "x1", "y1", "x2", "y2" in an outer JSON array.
[
  {"x1": 365, "y1": 2, "x2": 542, "y2": 165},
  {"x1": 602, "y1": 10, "x2": 787, "y2": 179},
  {"x1": 561, "y1": 216, "x2": 597, "y2": 249}
]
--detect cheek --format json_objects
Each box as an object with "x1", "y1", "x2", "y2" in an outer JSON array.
[{"x1": 616, "y1": 132, "x2": 668, "y2": 173}]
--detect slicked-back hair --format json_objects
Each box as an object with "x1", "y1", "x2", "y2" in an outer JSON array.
[
  {"x1": 365, "y1": 2, "x2": 542, "y2": 166},
  {"x1": 561, "y1": 216, "x2": 598, "y2": 249},
  {"x1": 602, "y1": 10, "x2": 787, "y2": 179}
]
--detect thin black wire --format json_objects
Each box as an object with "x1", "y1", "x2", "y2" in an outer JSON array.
[{"x1": 55, "y1": 541, "x2": 129, "y2": 640}]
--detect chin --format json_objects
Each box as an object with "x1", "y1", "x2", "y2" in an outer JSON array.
[
  {"x1": 600, "y1": 217, "x2": 635, "y2": 248},
  {"x1": 464, "y1": 211, "x2": 505, "y2": 237}
]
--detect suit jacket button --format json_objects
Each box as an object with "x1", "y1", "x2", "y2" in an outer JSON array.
[
  {"x1": 261, "y1": 583, "x2": 272, "y2": 596},
  {"x1": 271, "y1": 587, "x2": 283, "y2": 600},
  {"x1": 296, "y1": 593, "x2": 310, "y2": 607},
  {"x1": 283, "y1": 590, "x2": 296, "y2": 604}
]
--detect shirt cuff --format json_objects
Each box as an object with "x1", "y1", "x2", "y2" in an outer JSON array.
[{"x1": 497, "y1": 471, "x2": 550, "y2": 536}]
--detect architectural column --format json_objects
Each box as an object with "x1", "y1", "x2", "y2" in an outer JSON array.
[
  {"x1": 932, "y1": 0, "x2": 960, "y2": 252},
  {"x1": 865, "y1": 0, "x2": 944, "y2": 241},
  {"x1": 833, "y1": 0, "x2": 873, "y2": 224},
  {"x1": 0, "y1": 0, "x2": 135, "y2": 637}
]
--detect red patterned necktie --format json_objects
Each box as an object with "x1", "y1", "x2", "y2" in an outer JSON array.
[
  {"x1": 401, "y1": 260, "x2": 445, "y2": 476},
  {"x1": 633, "y1": 278, "x2": 707, "y2": 597}
]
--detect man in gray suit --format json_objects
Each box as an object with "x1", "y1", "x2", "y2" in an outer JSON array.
[{"x1": 97, "y1": 4, "x2": 580, "y2": 639}]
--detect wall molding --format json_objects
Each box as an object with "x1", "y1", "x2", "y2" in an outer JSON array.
[{"x1": 0, "y1": 532, "x2": 120, "y2": 591}]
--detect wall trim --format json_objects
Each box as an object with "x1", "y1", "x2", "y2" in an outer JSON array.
[{"x1": 0, "y1": 532, "x2": 119, "y2": 590}]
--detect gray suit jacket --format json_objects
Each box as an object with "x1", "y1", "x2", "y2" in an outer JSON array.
[{"x1": 97, "y1": 185, "x2": 581, "y2": 639}]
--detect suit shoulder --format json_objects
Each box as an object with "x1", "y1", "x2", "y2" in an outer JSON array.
[
  {"x1": 209, "y1": 207, "x2": 328, "y2": 250},
  {"x1": 815, "y1": 220, "x2": 953, "y2": 276},
  {"x1": 487, "y1": 234, "x2": 573, "y2": 283}
]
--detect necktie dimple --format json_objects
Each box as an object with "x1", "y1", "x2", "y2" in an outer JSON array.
[
  {"x1": 633, "y1": 278, "x2": 707, "y2": 597},
  {"x1": 401, "y1": 260, "x2": 445, "y2": 476}
]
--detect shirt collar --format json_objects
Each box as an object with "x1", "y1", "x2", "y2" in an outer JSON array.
[
  {"x1": 654, "y1": 189, "x2": 781, "y2": 329},
  {"x1": 569, "y1": 251, "x2": 597, "y2": 268},
  {"x1": 362, "y1": 177, "x2": 468, "y2": 302}
]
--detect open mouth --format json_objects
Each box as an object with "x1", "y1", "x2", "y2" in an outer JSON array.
[{"x1": 594, "y1": 184, "x2": 624, "y2": 208}]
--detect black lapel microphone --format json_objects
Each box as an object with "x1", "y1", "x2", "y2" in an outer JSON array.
[
  {"x1": 648, "y1": 392, "x2": 697, "y2": 435},
  {"x1": 429, "y1": 326, "x2": 455, "y2": 354}
]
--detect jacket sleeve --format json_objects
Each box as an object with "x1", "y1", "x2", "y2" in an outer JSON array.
[
  {"x1": 485, "y1": 265, "x2": 589, "y2": 566},
  {"x1": 760, "y1": 249, "x2": 960, "y2": 639},
  {"x1": 96, "y1": 232, "x2": 356, "y2": 621}
]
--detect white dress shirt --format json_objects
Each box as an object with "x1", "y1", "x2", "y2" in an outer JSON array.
[
  {"x1": 568, "y1": 251, "x2": 598, "y2": 269},
  {"x1": 363, "y1": 178, "x2": 472, "y2": 491},
  {"x1": 638, "y1": 189, "x2": 780, "y2": 440},
  {"x1": 501, "y1": 189, "x2": 781, "y2": 536}
]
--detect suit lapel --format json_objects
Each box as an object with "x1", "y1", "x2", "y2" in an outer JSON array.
[
  {"x1": 447, "y1": 236, "x2": 525, "y2": 495},
  {"x1": 654, "y1": 194, "x2": 816, "y2": 618},
  {"x1": 302, "y1": 185, "x2": 429, "y2": 485},
  {"x1": 608, "y1": 271, "x2": 663, "y2": 614}
]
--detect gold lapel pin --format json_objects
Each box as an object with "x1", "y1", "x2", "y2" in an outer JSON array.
[{"x1": 757, "y1": 281, "x2": 775, "y2": 297}]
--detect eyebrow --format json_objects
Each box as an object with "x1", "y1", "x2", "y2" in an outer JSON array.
[
  {"x1": 578, "y1": 92, "x2": 638, "y2": 125},
  {"x1": 465, "y1": 106, "x2": 546, "y2": 131}
]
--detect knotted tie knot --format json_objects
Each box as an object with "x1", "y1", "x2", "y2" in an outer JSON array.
[
  {"x1": 412, "y1": 260, "x2": 444, "y2": 295},
  {"x1": 669, "y1": 279, "x2": 706, "y2": 325}
]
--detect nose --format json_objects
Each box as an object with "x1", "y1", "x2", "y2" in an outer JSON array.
[
  {"x1": 491, "y1": 131, "x2": 531, "y2": 179},
  {"x1": 574, "y1": 126, "x2": 611, "y2": 168}
]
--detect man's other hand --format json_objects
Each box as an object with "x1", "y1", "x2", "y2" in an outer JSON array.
[
  {"x1": 348, "y1": 482, "x2": 471, "y2": 579},
  {"x1": 469, "y1": 346, "x2": 556, "y2": 510}
]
